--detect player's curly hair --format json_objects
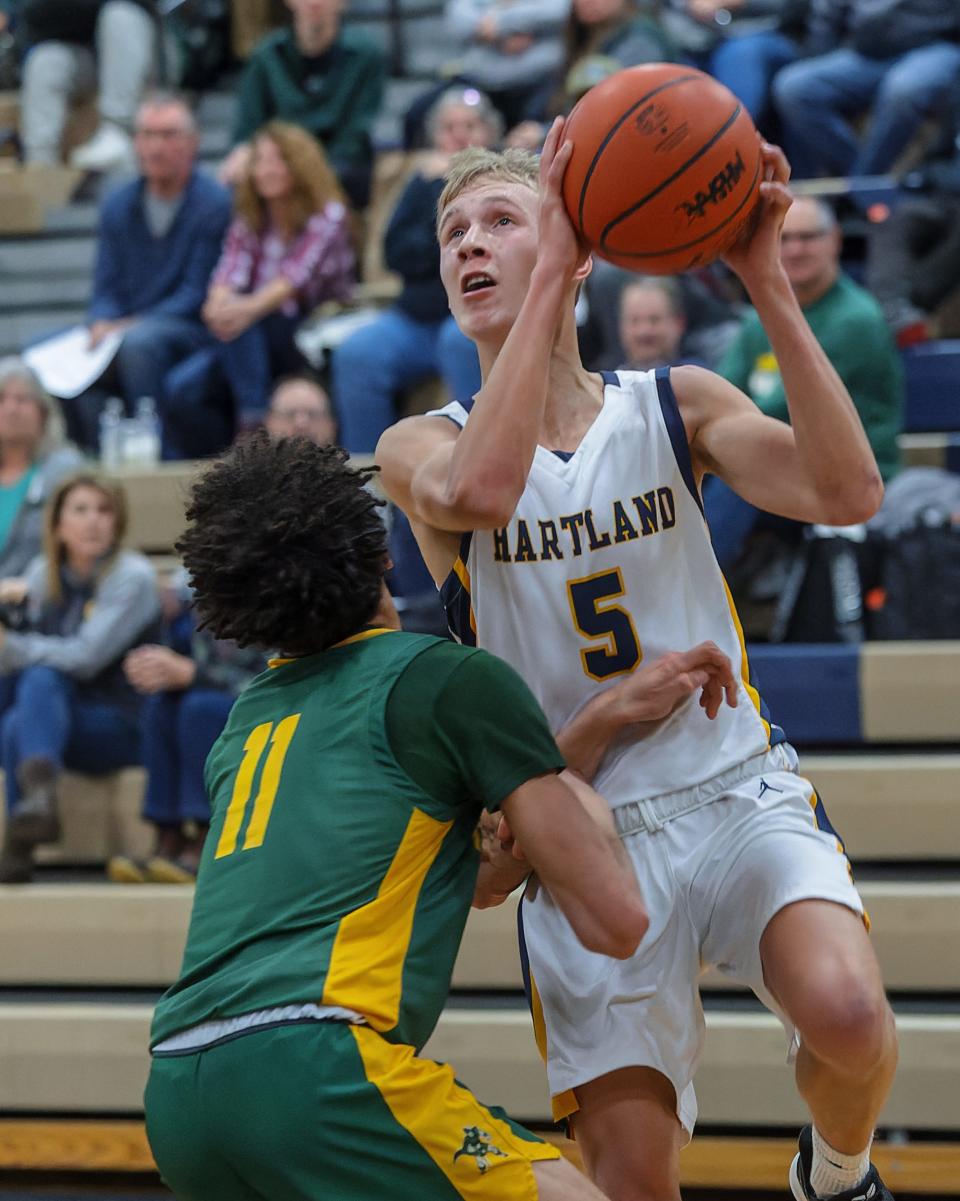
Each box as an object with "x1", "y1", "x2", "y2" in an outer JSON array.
[{"x1": 177, "y1": 433, "x2": 387, "y2": 655}]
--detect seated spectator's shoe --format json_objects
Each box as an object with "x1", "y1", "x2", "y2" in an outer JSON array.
[
  {"x1": 895, "y1": 319, "x2": 931, "y2": 349},
  {"x1": 107, "y1": 855, "x2": 150, "y2": 884},
  {"x1": 0, "y1": 833, "x2": 34, "y2": 884},
  {"x1": 790, "y1": 1126, "x2": 894, "y2": 1201},
  {"x1": 145, "y1": 854, "x2": 198, "y2": 885},
  {"x1": 8, "y1": 760, "x2": 60, "y2": 846},
  {"x1": 69, "y1": 122, "x2": 134, "y2": 173}
]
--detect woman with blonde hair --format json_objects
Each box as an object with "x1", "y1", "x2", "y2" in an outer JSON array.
[
  {"x1": 163, "y1": 121, "x2": 356, "y2": 455},
  {"x1": 0, "y1": 358, "x2": 84, "y2": 579},
  {"x1": 0, "y1": 472, "x2": 160, "y2": 883}
]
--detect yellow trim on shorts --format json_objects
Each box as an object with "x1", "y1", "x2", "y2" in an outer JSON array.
[
  {"x1": 323, "y1": 808, "x2": 452, "y2": 1029},
  {"x1": 721, "y1": 576, "x2": 771, "y2": 743},
  {"x1": 799, "y1": 775, "x2": 871, "y2": 934},
  {"x1": 350, "y1": 1025, "x2": 559, "y2": 1199},
  {"x1": 529, "y1": 970, "x2": 578, "y2": 1123}
]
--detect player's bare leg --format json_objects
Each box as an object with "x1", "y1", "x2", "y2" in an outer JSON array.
[
  {"x1": 570, "y1": 1066, "x2": 684, "y2": 1201},
  {"x1": 534, "y1": 1155, "x2": 624, "y2": 1201},
  {"x1": 761, "y1": 899, "x2": 898, "y2": 1198}
]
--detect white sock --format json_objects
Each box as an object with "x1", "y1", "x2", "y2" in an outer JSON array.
[{"x1": 810, "y1": 1127, "x2": 873, "y2": 1198}]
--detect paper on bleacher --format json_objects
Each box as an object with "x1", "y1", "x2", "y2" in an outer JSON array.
[{"x1": 24, "y1": 325, "x2": 124, "y2": 399}]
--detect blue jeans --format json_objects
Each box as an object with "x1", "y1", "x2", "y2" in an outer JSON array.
[
  {"x1": 115, "y1": 314, "x2": 213, "y2": 404},
  {"x1": 219, "y1": 312, "x2": 305, "y2": 425},
  {"x1": 702, "y1": 476, "x2": 762, "y2": 573},
  {"x1": 139, "y1": 688, "x2": 234, "y2": 827},
  {"x1": 0, "y1": 666, "x2": 142, "y2": 811},
  {"x1": 332, "y1": 309, "x2": 481, "y2": 453},
  {"x1": 772, "y1": 42, "x2": 960, "y2": 178},
  {"x1": 692, "y1": 31, "x2": 798, "y2": 127}
]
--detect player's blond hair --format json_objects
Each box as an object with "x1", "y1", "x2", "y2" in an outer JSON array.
[{"x1": 437, "y1": 147, "x2": 539, "y2": 235}]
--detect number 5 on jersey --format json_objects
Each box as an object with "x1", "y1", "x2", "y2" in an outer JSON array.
[
  {"x1": 567, "y1": 568, "x2": 642, "y2": 681},
  {"x1": 215, "y1": 714, "x2": 301, "y2": 859}
]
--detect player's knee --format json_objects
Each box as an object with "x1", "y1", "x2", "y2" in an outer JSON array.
[
  {"x1": 797, "y1": 973, "x2": 894, "y2": 1072},
  {"x1": 597, "y1": 1169, "x2": 681, "y2": 1201}
]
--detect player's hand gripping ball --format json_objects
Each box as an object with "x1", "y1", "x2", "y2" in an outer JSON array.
[{"x1": 561, "y1": 63, "x2": 762, "y2": 274}]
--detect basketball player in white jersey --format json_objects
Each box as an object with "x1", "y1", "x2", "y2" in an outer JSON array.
[{"x1": 376, "y1": 121, "x2": 899, "y2": 1201}]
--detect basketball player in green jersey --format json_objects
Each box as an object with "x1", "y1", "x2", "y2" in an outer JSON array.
[{"x1": 145, "y1": 433, "x2": 662, "y2": 1201}]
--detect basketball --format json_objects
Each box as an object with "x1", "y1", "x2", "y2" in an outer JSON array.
[{"x1": 562, "y1": 63, "x2": 762, "y2": 274}]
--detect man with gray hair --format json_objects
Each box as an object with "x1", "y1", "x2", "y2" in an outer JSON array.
[
  {"x1": 71, "y1": 91, "x2": 231, "y2": 450},
  {"x1": 706, "y1": 194, "x2": 903, "y2": 571}
]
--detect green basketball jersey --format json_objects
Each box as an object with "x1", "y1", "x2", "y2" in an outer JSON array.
[{"x1": 151, "y1": 628, "x2": 562, "y2": 1052}]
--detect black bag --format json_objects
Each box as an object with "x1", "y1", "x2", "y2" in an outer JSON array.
[
  {"x1": 769, "y1": 525, "x2": 881, "y2": 644},
  {"x1": 867, "y1": 513, "x2": 960, "y2": 639}
]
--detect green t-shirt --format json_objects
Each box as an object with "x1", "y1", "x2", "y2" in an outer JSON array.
[
  {"x1": 151, "y1": 631, "x2": 563, "y2": 1051},
  {"x1": 719, "y1": 273, "x2": 903, "y2": 481},
  {"x1": 0, "y1": 465, "x2": 35, "y2": 553}
]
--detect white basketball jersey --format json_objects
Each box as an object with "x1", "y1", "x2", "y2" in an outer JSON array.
[{"x1": 432, "y1": 368, "x2": 783, "y2": 803}]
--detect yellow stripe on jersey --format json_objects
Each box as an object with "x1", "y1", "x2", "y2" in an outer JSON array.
[
  {"x1": 323, "y1": 808, "x2": 452, "y2": 1031},
  {"x1": 453, "y1": 556, "x2": 478, "y2": 636},
  {"x1": 528, "y1": 970, "x2": 578, "y2": 1123},
  {"x1": 268, "y1": 628, "x2": 397, "y2": 668},
  {"x1": 721, "y1": 575, "x2": 771, "y2": 744},
  {"x1": 350, "y1": 1025, "x2": 559, "y2": 1199},
  {"x1": 215, "y1": 721, "x2": 272, "y2": 858}
]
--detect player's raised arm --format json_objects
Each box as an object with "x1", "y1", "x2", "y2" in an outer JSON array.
[
  {"x1": 681, "y1": 142, "x2": 883, "y2": 526},
  {"x1": 376, "y1": 121, "x2": 589, "y2": 533}
]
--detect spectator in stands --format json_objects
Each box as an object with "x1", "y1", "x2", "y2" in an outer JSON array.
[
  {"x1": 772, "y1": 0, "x2": 960, "y2": 178},
  {"x1": 506, "y1": 0, "x2": 674, "y2": 150},
  {"x1": 70, "y1": 91, "x2": 231, "y2": 452},
  {"x1": 706, "y1": 195, "x2": 903, "y2": 571},
  {"x1": 0, "y1": 473, "x2": 160, "y2": 883},
  {"x1": 0, "y1": 359, "x2": 84, "y2": 578},
  {"x1": 865, "y1": 86, "x2": 960, "y2": 345},
  {"x1": 16, "y1": 0, "x2": 157, "y2": 172},
  {"x1": 661, "y1": 0, "x2": 807, "y2": 133},
  {"x1": 164, "y1": 121, "x2": 355, "y2": 456},
  {"x1": 617, "y1": 277, "x2": 708, "y2": 372},
  {"x1": 222, "y1": 0, "x2": 386, "y2": 210},
  {"x1": 332, "y1": 86, "x2": 490, "y2": 453},
  {"x1": 264, "y1": 371, "x2": 336, "y2": 444},
  {"x1": 579, "y1": 257, "x2": 742, "y2": 370},
  {"x1": 115, "y1": 588, "x2": 265, "y2": 883},
  {"x1": 404, "y1": 0, "x2": 569, "y2": 149}
]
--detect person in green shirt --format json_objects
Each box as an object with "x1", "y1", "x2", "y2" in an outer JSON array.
[
  {"x1": 705, "y1": 194, "x2": 904, "y2": 572},
  {"x1": 145, "y1": 432, "x2": 658, "y2": 1201},
  {"x1": 220, "y1": 0, "x2": 386, "y2": 209}
]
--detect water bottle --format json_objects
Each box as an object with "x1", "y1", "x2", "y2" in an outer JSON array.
[
  {"x1": 126, "y1": 396, "x2": 161, "y2": 465},
  {"x1": 99, "y1": 398, "x2": 124, "y2": 470}
]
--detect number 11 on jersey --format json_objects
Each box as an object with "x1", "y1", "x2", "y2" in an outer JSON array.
[{"x1": 215, "y1": 714, "x2": 302, "y2": 859}]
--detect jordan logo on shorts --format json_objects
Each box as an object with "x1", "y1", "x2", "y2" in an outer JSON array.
[
  {"x1": 758, "y1": 777, "x2": 784, "y2": 799},
  {"x1": 453, "y1": 1126, "x2": 508, "y2": 1173}
]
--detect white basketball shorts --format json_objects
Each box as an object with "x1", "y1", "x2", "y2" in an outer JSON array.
[{"x1": 518, "y1": 742, "x2": 865, "y2": 1138}]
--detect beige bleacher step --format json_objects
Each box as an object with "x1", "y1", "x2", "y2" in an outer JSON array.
[
  {"x1": 110, "y1": 460, "x2": 199, "y2": 554},
  {"x1": 797, "y1": 752, "x2": 960, "y2": 860},
  {"x1": 0, "y1": 1003, "x2": 956, "y2": 1130},
  {"x1": 2, "y1": 879, "x2": 958, "y2": 993},
  {"x1": 899, "y1": 431, "x2": 954, "y2": 469},
  {"x1": 860, "y1": 643, "x2": 960, "y2": 742},
  {"x1": 0, "y1": 768, "x2": 151, "y2": 865}
]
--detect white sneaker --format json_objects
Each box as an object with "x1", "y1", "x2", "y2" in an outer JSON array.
[{"x1": 69, "y1": 123, "x2": 134, "y2": 173}]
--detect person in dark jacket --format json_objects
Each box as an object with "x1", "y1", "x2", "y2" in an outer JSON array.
[
  {"x1": 68, "y1": 91, "x2": 231, "y2": 450},
  {"x1": 15, "y1": 0, "x2": 157, "y2": 170},
  {"x1": 330, "y1": 86, "x2": 493, "y2": 454},
  {"x1": 773, "y1": 0, "x2": 960, "y2": 177},
  {"x1": 221, "y1": 0, "x2": 386, "y2": 210},
  {"x1": 865, "y1": 85, "x2": 960, "y2": 342},
  {"x1": 0, "y1": 472, "x2": 160, "y2": 882}
]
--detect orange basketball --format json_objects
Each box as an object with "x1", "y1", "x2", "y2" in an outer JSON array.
[{"x1": 562, "y1": 63, "x2": 762, "y2": 274}]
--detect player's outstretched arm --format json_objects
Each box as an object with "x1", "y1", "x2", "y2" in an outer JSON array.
[
  {"x1": 498, "y1": 771, "x2": 648, "y2": 959},
  {"x1": 557, "y1": 643, "x2": 737, "y2": 782},
  {"x1": 689, "y1": 142, "x2": 883, "y2": 525}
]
